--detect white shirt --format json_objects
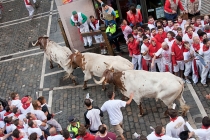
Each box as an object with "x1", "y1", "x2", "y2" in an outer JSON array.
[
  {"x1": 199, "y1": 45, "x2": 210, "y2": 62},
  {"x1": 166, "y1": 116, "x2": 185, "y2": 138},
  {"x1": 13, "y1": 114, "x2": 26, "y2": 121},
  {"x1": 35, "y1": 120, "x2": 48, "y2": 130},
  {"x1": 141, "y1": 43, "x2": 151, "y2": 60},
  {"x1": 148, "y1": 23, "x2": 155, "y2": 30},
  {"x1": 28, "y1": 127, "x2": 42, "y2": 137},
  {"x1": 6, "y1": 124, "x2": 16, "y2": 133},
  {"x1": 178, "y1": 20, "x2": 186, "y2": 29},
  {"x1": 155, "y1": 48, "x2": 171, "y2": 65},
  {"x1": 33, "y1": 110, "x2": 47, "y2": 121},
  {"x1": 0, "y1": 110, "x2": 5, "y2": 128},
  {"x1": 186, "y1": 122, "x2": 210, "y2": 140},
  {"x1": 3, "y1": 112, "x2": 14, "y2": 119},
  {"x1": 101, "y1": 100, "x2": 126, "y2": 125},
  {"x1": 183, "y1": 32, "x2": 198, "y2": 45},
  {"x1": 147, "y1": 132, "x2": 181, "y2": 140},
  {"x1": 165, "y1": 26, "x2": 173, "y2": 32},
  {"x1": 164, "y1": 38, "x2": 175, "y2": 51},
  {"x1": 19, "y1": 103, "x2": 34, "y2": 115},
  {"x1": 11, "y1": 100, "x2": 22, "y2": 108},
  {"x1": 47, "y1": 135, "x2": 64, "y2": 140}
]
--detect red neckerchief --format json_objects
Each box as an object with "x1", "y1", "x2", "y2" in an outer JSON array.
[
  {"x1": 187, "y1": 33, "x2": 193, "y2": 39},
  {"x1": 155, "y1": 133, "x2": 164, "y2": 137},
  {"x1": 190, "y1": 0, "x2": 195, "y2": 2},
  {"x1": 172, "y1": 28, "x2": 177, "y2": 31},
  {"x1": 144, "y1": 42, "x2": 150, "y2": 47},
  {"x1": 203, "y1": 45, "x2": 209, "y2": 51},
  {"x1": 14, "y1": 113, "x2": 20, "y2": 118},
  {"x1": 65, "y1": 138, "x2": 72, "y2": 140},
  {"x1": 170, "y1": 117, "x2": 178, "y2": 122},
  {"x1": 184, "y1": 48, "x2": 189, "y2": 52},
  {"x1": 163, "y1": 24, "x2": 168, "y2": 27},
  {"x1": 193, "y1": 43, "x2": 200, "y2": 51},
  {"x1": 194, "y1": 22, "x2": 201, "y2": 27},
  {"x1": 17, "y1": 125, "x2": 24, "y2": 129},
  {"x1": 121, "y1": 25, "x2": 126, "y2": 31},
  {"x1": 6, "y1": 123, "x2": 11, "y2": 126},
  {"x1": 168, "y1": 38, "x2": 174, "y2": 42},
  {"x1": 4, "y1": 112, "x2": 11, "y2": 116},
  {"x1": 92, "y1": 20, "x2": 98, "y2": 28},
  {"x1": 178, "y1": 21, "x2": 182, "y2": 25},
  {"x1": 201, "y1": 125, "x2": 210, "y2": 129},
  {"x1": 148, "y1": 21, "x2": 154, "y2": 24},
  {"x1": 22, "y1": 103, "x2": 30, "y2": 109},
  {"x1": 0, "y1": 134, "x2": 4, "y2": 137},
  {"x1": 199, "y1": 36, "x2": 203, "y2": 42},
  {"x1": 13, "y1": 136, "x2": 23, "y2": 140},
  {"x1": 204, "y1": 21, "x2": 208, "y2": 25}
]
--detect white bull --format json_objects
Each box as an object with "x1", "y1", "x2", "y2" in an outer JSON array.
[
  {"x1": 94, "y1": 68, "x2": 189, "y2": 116},
  {"x1": 69, "y1": 51, "x2": 133, "y2": 89},
  {"x1": 32, "y1": 36, "x2": 76, "y2": 84}
]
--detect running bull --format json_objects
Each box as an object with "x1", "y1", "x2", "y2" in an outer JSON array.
[
  {"x1": 69, "y1": 51, "x2": 133, "y2": 89},
  {"x1": 94, "y1": 67, "x2": 189, "y2": 116},
  {"x1": 32, "y1": 36, "x2": 76, "y2": 84}
]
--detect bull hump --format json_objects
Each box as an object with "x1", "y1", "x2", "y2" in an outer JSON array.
[{"x1": 114, "y1": 72, "x2": 126, "y2": 91}]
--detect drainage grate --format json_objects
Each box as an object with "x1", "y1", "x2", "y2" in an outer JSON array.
[{"x1": 0, "y1": 55, "x2": 13, "y2": 61}]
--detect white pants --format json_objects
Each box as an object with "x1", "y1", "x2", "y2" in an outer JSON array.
[
  {"x1": 132, "y1": 54, "x2": 142, "y2": 70},
  {"x1": 25, "y1": 5, "x2": 34, "y2": 18},
  {"x1": 173, "y1": 61, "x2": 184, "y2": 73},
  {"x1": 192, "y1": 60, "x2": 202, "y2": 84},
  {"x1": 201, "y1": 62, "x2": 210, "y2": 84},
  {"x1": 80, "y1": 22, "x2": 92, "y2": 46},
  {"x1": 151, "y1": 58, "x2": 162, "y2": 72},
  {"x1": 94, "y1": 34, "x2": 103, "y2": 43},
  {"x1": 184, "y1": 62, "x2": 192, "y2": 77},
  {"x1": 33, "y1": 0, "x2": 36, "y2": 3},
  {"x1": 162, "y1": 63, "x2": 172, "y2": 73}
]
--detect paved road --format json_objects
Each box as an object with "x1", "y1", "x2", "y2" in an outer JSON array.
[{"x1": 0, "y1": 0, "x2": 210, "y2": 139}]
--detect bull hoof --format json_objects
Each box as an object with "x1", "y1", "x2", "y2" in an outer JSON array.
[
  {"x1": 101, "y1": 87, "x2": 106, "y2": 91},
  {"x1": 83, "y1": 86, "x2": 87, "y2": 90},
  {"x1": 50, "y1": 66, "x2": 54, "y2": 69},
  {"x1": 138, "y1": 114, "x2": 143, "y2": 117}
]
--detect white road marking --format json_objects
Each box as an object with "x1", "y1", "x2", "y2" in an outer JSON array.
[
  {"x1": 44, "y1": 70, "x2": 65, "y2": 76},
  {"x1": 48, "y1": 90, "x2": 53, "y2": 113},
  {"x1": 39, "y1": 0, "x2": 54, "y2": 96},
  {"x1": 187, "y1": 84, "x2": 208, "y2": 117},
  {"x1": 0, "y1": 52, "x2": 43, "y2": 63},
  {"x1": 2, "y1": 0, "x2": 15, "y2": 3}
]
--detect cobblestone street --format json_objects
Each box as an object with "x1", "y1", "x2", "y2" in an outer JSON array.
[{"x1": 0, "y1": 0, "x2": 210, "y2": 139}]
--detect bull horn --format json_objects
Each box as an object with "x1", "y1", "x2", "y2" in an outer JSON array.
[
  {"x1": 32, "y1": 40, "x2": 38, "y2": 46},
  {"x1": 103, "y1": 62, "x2": 113, "y2": 70},
  {"x1": 73, "y1": 49, "x2": 79, "y2": 53},
  {"x1": 93, "y1": 77, "x2": 105, "y2": 84}
]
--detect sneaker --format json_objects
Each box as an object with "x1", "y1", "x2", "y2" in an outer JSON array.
[
  {"x1": 185, "y1": 79, "x2": 191, "y2": 84},
  {"x1": 203, "y1": 84, "x2": 208, "y2": 87}
]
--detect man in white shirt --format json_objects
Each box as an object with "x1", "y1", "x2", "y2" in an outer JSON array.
[
  {"x1": 19, "y1": 96, "x2": 34, "y2": 115},
  {"x1": 48, "y1": 127, "x2": 64, "y2": 140},
  {"x1": 165, "y1": 19, "x2": 174, "y2": 32},
  {"x1": 10, "y1": 92, "x2": 22, "y2": 108},
  {"x1": 12, "y1": 129, "x2": 28, "y2": 140},
  {"x1": 183, "y1": 26, "x2": 198, "y2": 45},
  {"x1": 147, "y1": 16, "x2": 156, "y2": 30},
  {"x1": 27, "y1": 120, "x2": 44, "y2": 138},
  {"x1": 32, "y1": 100, "x2": 47, "y2": 123},
  {"x1": 13, "y1": 119, "x2": 28, "y2": 139},
  {"x1": 101, "y1": 91, "x2": 134, "y2": 140},
  {"x1": 185, "y1": 116, "x2": 210, "y2": 140},
  {"x1": 141, "y1": 35, "x2": 151, "y2": 71},
  {"x1": 165, "y1": 109, "x2": 185, "y2": 138},
  {"x1": 4, "y1": 116, "x2": 16, "y2": 134}
]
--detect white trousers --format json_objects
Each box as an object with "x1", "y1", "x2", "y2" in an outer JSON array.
[
  {"x1": 161, "y1": 63, "x2": 172, "y2": 73},
  {"x1": 192, "y1": 60, "x2": 202, "y2": 84},
  {"x1": 25, "y1": 5, "x2": 34, "y2": 18},
  {"x1": 80, "y1": 22, "x2": 92, "y2": 46},
  {"x1": 201, "y1": 62, "x2": 210, "y2": 84},
  {"x1": 173, "y1": 61, "x2": 184, "y2": 72},
  {"x1": 184, "y1": 62, "x2": 192, "y2": 77},
  {"x1": 94, "y1": 34, "x2": 103, "y2": 43},
  {"x1": 132, "y1": 54, "x2": 142, "y2": 70},
  {"x1": 151, "y1": 58, "x2": 162, "y2": 72}
]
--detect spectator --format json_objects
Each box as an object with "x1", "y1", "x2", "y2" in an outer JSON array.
[
  {"x1": 150, "y1": 28, "x2": 157, "y2": 38},
  {"x1": 127, "y1": 34, "x2": 141, "y2": 70},
  {"x1": 172, "y1": 22, "x2": 180, "y2": 36},
  {"x1": 4, "y1": 116, "x2": 16, "y2": 134},
  {"x1": 3, "y1": 106, "x2": 14, "y2": 119},
  {"x1": 48, "y1": 127, "x2": 64, "y2": 140},
  {"x1": 97, "y1": 0, "x2": 116, "y2": 26},
  {"x1": 0, "y1": 128, "x2": 12, "y2": 140},
  {"x1": 67, "y1": 116, "x2": 80, "y2": 138},
  {"x1": 194, "y1": 16, "x2": 203, "y2": 33},
  {"x1": 202, "y1": 15, "x2": 209, "y2": 26},
  {"x1": 29, "y1": 132, "x2": 39, "y2": 140},
  {"x1": 76, "y1": 124, "x2": 95, "y2": 140},
  {"x1": 185, "y1": 116, "x2": 210, "y2": 140},
  {"x1": 126, "y1": 5, "x2": 142, "y2": 26},
  {"x1": 13, "y1": 107, "x2": 25, "y2": 121},
  {"x1": 177, "y1": 15, "x2": 186, "y2": 29},
  {"x1": 165, "y1": 19, "x2": 174, "y2": 32},
  {"x1": 120, "y1": 19, "x2": 132, "y2": 42},
  {"x1": 19, "y1": 96, "x2": 34, "y2": 115},
  {"x1": 95, "y1": 124, "x2": 116, "y2": 140},
  {"x1": 10, "y1": 92, "x2": 22, "y2": 108},
  {"x1": 179, "y1": 130, "x2": 195, "y2": 140},
  {"x1": 70, "y1": 11, "x2": 92, "y2": 47},
  {"x1": 147, "y1": 16, "x2": 155, "y2": 30},
  {"x1": 84, "y1": 98, "x2": 103, "y2": 134},
  {"x1": 37, "y1": 96, "x2": 62, "y2": 133},
  {"x1": 141, "y1": 35, "x2": 151, "y2": 71},
  {"x1": 101, "y1": 91, "x2": 134, "y2": 140},
  {"x1": 177, "y1": 27, "x2": 184, "y2": 37},
  {"x1": 155, "y1": 26, "x2": 167, "y2": 44},
  {"x1": 27, "y1": 120, "x2": 44, "y2": 139},
  {"x1": 184, "y1": 0, "x2": 201, "y2": 18},
  {"x1": 164, "y1": 0, "x2": 186, "y2": 20},
  {"x1": 12, "y1": 129, "x2": 27, "y2": 140},
  {"x1": 62, "y1": 129, "x2": 72, "y2": 140},
  {"x1": 164, "y1": 31, "x2": 175, "y2": 50}
]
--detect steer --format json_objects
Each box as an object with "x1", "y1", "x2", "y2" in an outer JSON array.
[
  {"x1": 32, "y1": 36, "x2": 76, "y2": 84},
  {"x1": 94, "y1": 68, "x2": 189, "y2": 116},
  {"x1": 69, "y1": 51, "x2": 133, "y2": 89}
]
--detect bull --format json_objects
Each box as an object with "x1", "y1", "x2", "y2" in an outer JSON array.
[
  {"x1": 69, "y1": 51, "x2": 133, "y2": 89},
  {"x1": 94, "y1": 67, "x2": 189, "y2": 116},
  {"x1": 32, "y1": 36, "x2": 76, "y2": 84}
]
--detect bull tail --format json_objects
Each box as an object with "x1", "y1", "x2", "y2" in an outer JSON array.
[{"x1": 177, "y1": 77, "x2": 190, "y2": 116}]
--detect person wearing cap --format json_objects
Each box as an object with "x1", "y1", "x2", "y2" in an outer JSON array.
[
  {"x1": 19, "y1": 96, "x2": 34, "y2": 115},
  {"x1": 126, "y1": 5, "x2": 142, "y2": 27},
  {"x1": 96, "y1": 0, "x2": 116, "y2": 26},
  {"x1": 67, "y1": 116, "x2": 80, "y2": 138},
  {"x1": 106, "y1": 23, "x2": 121, "y2": 53},
  {"x1": 70, "y1": 11, "x2": 92, "y2": 47}
]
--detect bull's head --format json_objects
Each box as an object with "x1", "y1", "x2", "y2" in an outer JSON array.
[
  {"x1": 32, "y1": 36, "x2": 49, "y2": 49},
  {"x1": 69, "y1": 51, "x2": 82, "y2": 69}
]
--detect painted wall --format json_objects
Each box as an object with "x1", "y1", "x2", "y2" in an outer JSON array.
[{"x1": 55, "y1": 0, "x2": 96, "y2": 52}]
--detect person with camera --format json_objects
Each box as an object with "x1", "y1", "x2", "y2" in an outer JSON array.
[{"x1": 70, "y1": 11, "x2": 92, "y2": 47}]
